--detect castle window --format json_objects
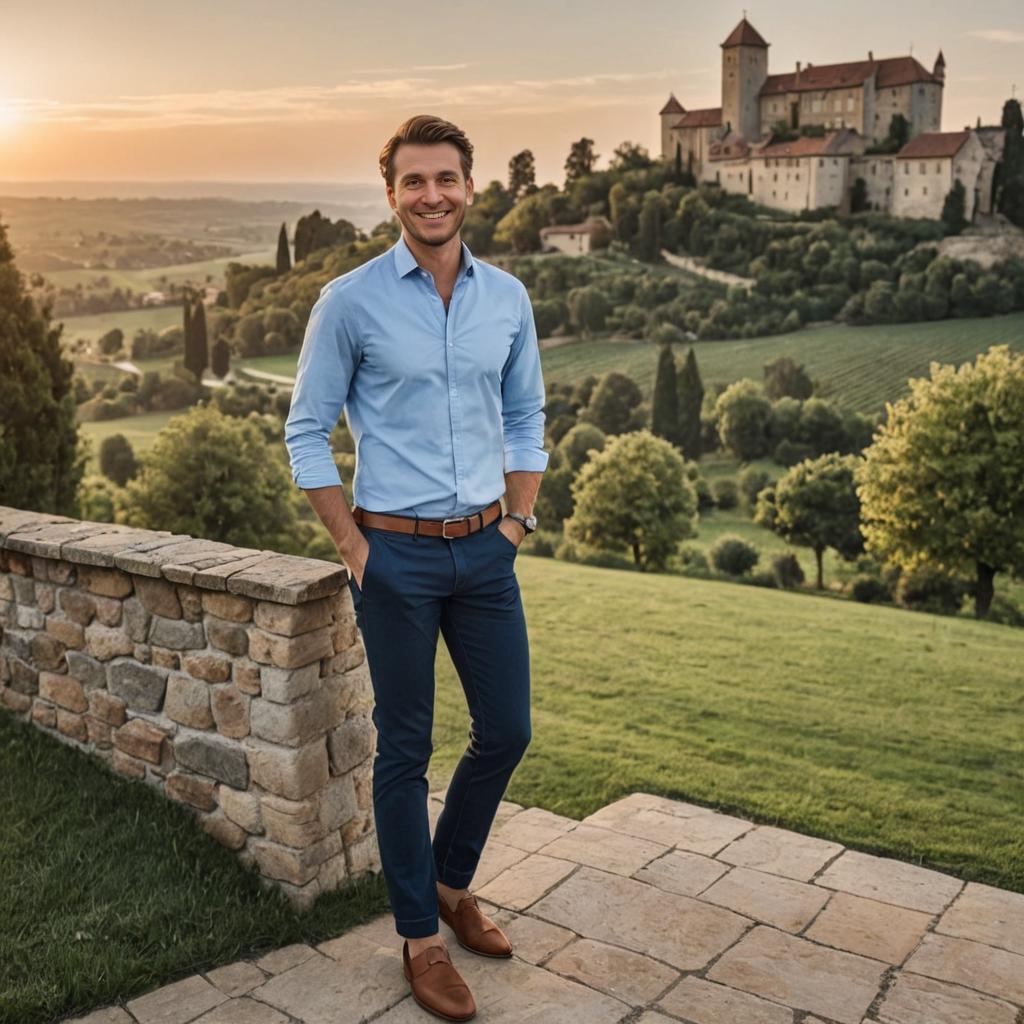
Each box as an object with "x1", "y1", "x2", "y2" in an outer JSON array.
[
  {"x1": 904, "y1": 164, "x2": 909, "y2": 175},
  {"x1": 833, "y1": 159, "x2": 839, "y2": 166},
  {"x1": 891, "y1": 89, "x2": 897, "y2": 96},
  {"x1": 813, "y1": 98, "x2": 822, "y2": 113},
  {"x1": 871, "y1": 164, "x2": 876, "y2": 175},
  {"x1": 819, "y1": 159, "x2": 824, "y2": 167},
  {"x1": 773, "y1": 190, "x2": 777, "y2": 198},
  {"x1": 834, "y1": 98, "x2": 842, "y2": 112},
  {"x1": 919, "y1": 162, "x2": 926, "y2": 174},
  {"x1": 922, "y1": 187, "x2": 927, "y2": 196},
  {"x1": 847, "y1": 96, "x2": 855, "y2": 111},
  {"x1": 904, "y1": 188, "x2": 909, "y2": 196},
  {"x1": 935, "y1": 162, "x2": 941, "y2": 173},
  {"x1": 795, "y1": 173, "x2": 800, "y2": 181}
]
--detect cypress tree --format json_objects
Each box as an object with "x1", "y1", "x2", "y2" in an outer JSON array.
[
  {"x1": 276, "y1": 222, "x2": 291, "y2": 274},
  {"x1": 184, "y1": 297, "x2": 208, "y2": 383},
  {"x1": 211, "y1": 337, "x2": 230, "y2": 379},
  {"x1": 674, "y1": 142, "x2": 683, "y2": 183},
  {"x1": 0, "y1": 217, "x2": 82, "y2": 513},
  {"x1": 677, "y1": 347, "x2": 705, "y2": 460},
  {"x1": 651, "y1": 344, "x2": 680, "y2": 446}
]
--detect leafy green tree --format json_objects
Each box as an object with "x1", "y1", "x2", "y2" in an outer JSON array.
[
  {"x1": 117, "y1": 405, "x2": 299, "y2": 549},
  {"x1": 609, "y1": 183, "x2": 638, "y2": 242},
  {"x1": 609, "y1": 141, "x2": 652, "y2": 172},
  {"x1": 941, "y1": 180, "x2": 968, "y2": 235},
  {"x1": 184, "y1": 297, "x2": 208, "y2": 383},
  {"x1": 764, "y1": 355, "x2": 813, "y2": 400},
  {"x1": 710, "y1": 534, "x2": 759, "y2": 576},
  {"x1": 850, "y1": 177, "x2": 869, "y2": 213},
  {"x1": 566, "y1": 430, "x2": 697, "y2": 569},
  {"x1": 276, "y1": 222, "x2": 292, "y2": 274},
  {"x1": 0, "y1": 219, "x2": 83, "y2": 514},
  {"x1": 98, "y1": 327, "x2": 124, "y2": 356},
  {"x1": 857, "y1": 345, "x2": 1024, "y2": 617},
  {"x1": 508, "y1": 150, "x2": 538, "y2": 202},
  {"x1": 567, "y1": 285, "x2": 609, "y2": 338},
  {"x1": 493, "y1": 187, "x2": 555, "y2": 253},
  {"x1": 636, "y1": 191, "x2": 664, "y2": 262},
  {"x1": 651, "y1": 344, "x2": 681, "y2": 446},
  {"x1": 579, "y1": 371, "x2": 644, "y2": 434},
  {"x1": 997, "y1": 99, "x2": 1024, "y2": 227},
  {"x1": 756, "y1": 453, "x2": 864, "y2": 589},
  {"x1": 886, "y1": 114, "x2": 910, "y2": 151},
  {"x1": 293, "y1": 210, "x2": 358, "y2": 262},
  {"x1": 564, "y1": 138, "x2": 597, "y2": 189},
  {"x1": 676, "y1": 347, "x2": 704, "y2": 460},
  {"x1": 211, "y1": 337, "x2": 231, "y2": 379},
  {"x1": 98, "y1": 434, "x2": 138, "y2": 486},
  {"x1": 557, "y1": 422, "x2": 606, "y2": 472},
  {"x1": 715, "y1": 379, "x2": 773, "y2": 460}
]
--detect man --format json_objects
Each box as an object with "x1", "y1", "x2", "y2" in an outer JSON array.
[{"x1": 284, "y1": 114, "x2": 547, "y2": 1021}]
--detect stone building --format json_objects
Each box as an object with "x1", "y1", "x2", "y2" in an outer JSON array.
[{"x1": 659, "y1": 17, "x2": 1000, "y2": 220}]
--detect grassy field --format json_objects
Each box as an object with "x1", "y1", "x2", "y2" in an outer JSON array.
[
  {"x1": 59, "y1": 306, "x2": 182, "y2": 347},
  {"x1": 78, "y1": 410, "x2": 179, "y2": 465},
  {"x1": 3, "y1": 556, "x2": 1021, "y2": 1021}
]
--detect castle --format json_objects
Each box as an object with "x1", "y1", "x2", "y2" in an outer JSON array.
[{"x1": 659, "y1": 18, "x2": 1003, "y2": 221}]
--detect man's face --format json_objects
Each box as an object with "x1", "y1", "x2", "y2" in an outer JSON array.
[{"x1": 387, "y1": 141, "x2": 474, "y2": 248}]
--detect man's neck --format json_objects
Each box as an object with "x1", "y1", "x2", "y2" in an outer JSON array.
[{"x1": 403, "y1": 230, "x2": 463, "y2": 283}]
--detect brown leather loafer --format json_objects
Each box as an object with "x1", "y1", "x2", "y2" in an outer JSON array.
[
  {"x1": 439, "y1": 892, "x2": 513, "y2": 958},
  {"x1": 402, "y1": 941, "x2": 476, "y2": 1021}
]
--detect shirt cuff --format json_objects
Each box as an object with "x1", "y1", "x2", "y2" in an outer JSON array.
[
  {"x1": 292, "y1": 460, "x2": 344, "y2": 490},
  {"x1": 504, "y1": 448, "x2": 549, "y2": 473}
]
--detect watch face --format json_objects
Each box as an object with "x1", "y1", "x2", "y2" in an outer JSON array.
[{"x1": 524, "y1": 515, "x2": 537, "y2": 532}]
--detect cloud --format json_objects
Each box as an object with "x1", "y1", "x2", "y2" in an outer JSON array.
[{"x1": 968, "y1": 29, "x2": 1024, "y2": 43}]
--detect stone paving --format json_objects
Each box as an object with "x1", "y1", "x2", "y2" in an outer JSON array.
[{"x1": 68, "y1": 791, "x2": 1024, "y2": 1024}]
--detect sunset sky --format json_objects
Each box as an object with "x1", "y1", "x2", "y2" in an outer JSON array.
[{"x1": 1, "y1": 0, "x2": 1021, "y2": 191}]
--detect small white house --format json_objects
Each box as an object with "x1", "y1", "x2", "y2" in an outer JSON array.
[{"x1": 539, "y1": 216, "x2": 611, "y2": 256}]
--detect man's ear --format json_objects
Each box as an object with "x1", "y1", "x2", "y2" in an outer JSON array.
[
  {"x1": 385, "y1": 184, "x2": 396, "y2": 211},
  {"x1": 466, "y1": 175, "x2": 475, "y2": 206}
]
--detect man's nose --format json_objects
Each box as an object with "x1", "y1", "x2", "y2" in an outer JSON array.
[{"x1": 422, "y1": 181, "x2": 442, "y2": 205}]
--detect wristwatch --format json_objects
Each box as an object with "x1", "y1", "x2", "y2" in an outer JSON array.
[{"x1": 505, "y1": 513, "x2": 537, "y2": 535}]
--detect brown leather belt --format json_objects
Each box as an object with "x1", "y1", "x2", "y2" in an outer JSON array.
[{"x1": 352, "y1": 499, "x2": 502, "y2": 539}]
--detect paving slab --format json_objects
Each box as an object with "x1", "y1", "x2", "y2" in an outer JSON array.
[
  {"x1": 529, "y1": 865, "x2": 751, "y2": 970},
  {"x1": 488, "y1": 909, "x2": 577, "y2": 965},
  {"x1": 934, "y1": 881, "x2": 1024, "y2": 955},
  {"x1": 804, "y1": 890, "x2": 933, "y2": 964},
  {"x1": 126, "y1": 975, "x2": 226, "y2": 1024},
  {"x1": 632, "y1": 847, "x2": 730, "y2": 896},
  {"x1": 717, "y1": 824, "x2": 844, "y2": 881},
  {"x1": 583, "y1": 799, "x2": 754, "y2": 855},
  {"x1": 707, "y1": 924, "x2": 887, "y2": 1024},
  {"x1": 204, "y1": 960, "x2": 268, "y2": 997},
  {"x1": 192, "y1": 998, "x2": 290, "y2": 1024},
  {"x1": 65, "y1": 1009, "x2": 134, "y2": 1024},
  {"x1": 471, "y1": 838, "x2": 530, "y2": 888},
  {"x1": 544, "y1": 936, "x2": 679, "y2": 1005},
  {"x1": 700, "y1": 864, "x2": 831, "y2": 932},
  {"x1": 475, "y1": 852, "x2": 577, "y2": 911},
  {"x1": 903, "y1": 932, "x2": 1024, "y2": 1004},
  {"x1": 814, "y1": 849, "x2": 963, "y2": 914},
  {"x1": 489, "y1": 806, "x2": 579, "y2": 852},
  {"x1": 253, "y1": 943, "x2": 319, "y2": 975},
  {"x1": 875, "y1": 971, "x2": 1019, "y2": 1024},
  {"x1": 536, "y1": 822, "x2": 669, "y2": 875},
  {"x1": 658, "y1": 975, "x2": 793, "y2": 1024}
]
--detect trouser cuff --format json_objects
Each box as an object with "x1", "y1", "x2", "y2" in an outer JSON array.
[{"x1": 395, "y1": 913, "x2": 440, "y2": 939}]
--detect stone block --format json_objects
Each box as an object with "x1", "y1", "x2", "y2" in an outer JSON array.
[
  {"x1": 633, "y1": 848, "x2": 730, "y2": 897},
  {"x1": 85, "y1": 623, "x2": 134, "y2": 662},
  {"x1": 658, "y1": 976, "x2": 793, "y2": 1024},
  {"x1": 259, "y1": 663, "x2": 319, "y2": 704},
  {"x1": 35, "y1": 581, "x2": 56, "y2": 613},
  {"x1": 254, "y1": 943, "x2": 318, "y2": 975},
  {"x1": 546, "y1": 936, "x2": 680, "y2": 1006},
  {"x1": 12, "y1": 575, "x2": 36, "y2": 604},
  {"x1": 246, "y1": 738, "x2": 329, "y2": 800},
  {"x1": 804, "y1": 890, "x2": 933, "y2": 964},
  {"x1": 165, "y1": 674, "x2": 214, "y2": 729},
  {"x1": 149, "y1": 616, "x2": 205, "y2": 650},
  {"x1": 4, "y1": 627, "x2": 32, "y2": 659},
  {"x1": 9, "y1": 656, "x2": 39, "y2": 695},
  {"x1": 201, "y1": 814, "x2": 248, "y2": 851},
  {"x1": 126, "y1": 974, "x2": 226, "y2": 1024},
  {"x1": 93, "y1": 596, "x2": 123, "y2": 627},
  {"x1": 204, "y1": 960, "x2": 267, "y2": 999},
  {"x1": 700, "y1": 866, "x2": 831, "y2": 933},
  {"x1": 201, "y1": 591, "x2": 253, "y2": 622},
  {"x1": 319, "y1": 773, "x2": 358, "y2": 832},
  {"x1": 114, "y1": 718, "x2": 169, "y2": 764},
  {"x1": 254, "y1": 596, "x2": 333, "y2": 637},
  {"x1": 30, "y1": 631, "x2": 66, "y2": 669},
  {"x1": 86, "y1": 716, "x2": 113, "y2": 748},
  {"x1": 875, "y1": 971, "x2": 1018, "y2": 1024},
  {"x1": 903, "y1": 932, "x2": 1024, "y2": 1004},
  {"x1": 46, "y1": 616, "x2": 85, "y2": 650},
  {"x1": 166, "y1": 771, "x2": 218, "y2": 811},
  {"x1": 48, "y1": 560, "x2": 76, "y2": 584},
  {"x1": 250, "y1": 681, "x2": 343, "y2": 747},
  {"x1": 718, "y1": 824, "x2": 846, "y2": 882},
  {"x1": 151, "y1": 647, "x2": 180, "y2": 670},
  {"x1": 935, "y1": 881, "x2": 1024, "y2": 955},
  {"x1": 2, "y1": 686, "x2": 31, "y2": 713},
  {"x1": 233, "y1": 662, "x2": 261, "y2": 696},
  {"x1": 206, "y1": 617, "x2": 248, "y2": 656},
  {"x1": 112, "y1": 749, "x2": 146, "y2": 780},
  {"x1": 476, "y1": 852, "x2": 578, "y2": 912},
  {"x1": 88, "y1": 689, "x2": 126, "y2": 726},
  {"x1": 815, "y1": 849, "x2": 963, "y2": 914},
  {"x1": 247, "y1": 625, "x2": 333, "y2": 669},
  {"x1": 537, "y1": 823, "x2": 669, "y2": 877},
  {"x1": 176, "y1": 733, "x2": 249, "y2": 788},
  {"x1": 261, "y1": 793, "x2": 329, "y2": 848},
  {"x1": 108, "y1": 660, "x2": 167, "y2": 712},
  {"x1": 135, "y1": 577, "x2": 182, "y2": 618},
  {"x1": 79, "y1": 566, "x2": 134, "y2": 598},
  {"x1": 182, "y1": 652, "x2": 231, "y2": 684},
  {"x1": 39, "y1": 671, "x2": 88, "y2": 712},
  {"x1": 227, "y1": 554, "x2": 345, "y2": 605},
  {"x1": 60, "y1": 588, "x2": 96, "y2": 625},
  {"x1": 327, "y1": 713, "x2": 376, "y2": 775},
  {"x1": 491, "y1": 806, "x2": 580, "y2": 853},
  {"x1": 57, "y1": 709, "x2": 89, "y2": 742},
  {"x1": 67, "y1": 650, "x2": 108, "y2": 690},
  {"x1": 346, "y1": 831, "x2": 381, "y2": 875},
  {"x1": 219, "y1": 785, "x2": 262, "y2": 833},
  {"x1": 250, "y1": 832, "x2": 342, "y2": 886},
  {"x1": 211, "y1": 685, "x2": 250, "y2": 739},
  {"x1": 122, "y1": 597, "x2": 151, "y2": 642},
  {"x1": 177, "y1": 585, "x2": 204, "y2": 621},
  {"x1": 31, "y1": 701, "x2": 56, "y2": 727},
  {"x1": 16, "y1": 605, "x2": 44, "y2": 629}
]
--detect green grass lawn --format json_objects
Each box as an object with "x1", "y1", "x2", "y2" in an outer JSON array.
[
  {"x1": 78, "y1": 410, "x2": 180, "y2": 469},
  {"x1": 60, "y1": 306, "x2": 183, "y2": 347},
  {"x1": 541, "y1": 313, "x2": 1024, "y2": 413},
  {"x1": 4, "y1": 557, "x2": 1022, "y2": 1020}
]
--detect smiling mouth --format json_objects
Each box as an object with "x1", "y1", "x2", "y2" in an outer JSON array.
[{"x1": 418, "y1": 211, "x2": 450, "y2": 221}]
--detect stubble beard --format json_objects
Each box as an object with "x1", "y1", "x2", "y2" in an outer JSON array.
[{"x1": 400, "y1": 205, "x2": 467, "y2": 248}]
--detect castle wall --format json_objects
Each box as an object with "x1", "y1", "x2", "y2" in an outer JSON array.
[
  {"x1": 890, "y1": 136, "x2": 984, "y2": 219},
  {"x1": 851, "y1": 156, "x2": 896, "y2": 211},
  {"x1": 722, "y1": 45, "x2": 767, "y2": 139}
]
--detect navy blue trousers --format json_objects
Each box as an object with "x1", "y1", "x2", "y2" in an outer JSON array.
[{"x1": 348, "y1": 513, "x2": 532, "y2": 938}]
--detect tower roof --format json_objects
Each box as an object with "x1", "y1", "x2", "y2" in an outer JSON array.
[
  {"x1": 659, "y1": 93, "x2": 685, "y2": 115},
  {"x1": 721, "y1": 18, "x2": 769, "y2": 48}
]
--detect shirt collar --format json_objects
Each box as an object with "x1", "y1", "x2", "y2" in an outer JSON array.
[{"x1": 393, "y1": 233, "x2": 475, "y2": 279}]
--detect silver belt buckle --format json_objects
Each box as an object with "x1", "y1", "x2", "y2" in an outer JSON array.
[{"x1": 441, "y1": 516, "x2": 465, "y2": 539}]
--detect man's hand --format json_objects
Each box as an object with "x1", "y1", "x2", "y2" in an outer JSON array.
[
  {"x1": 498, "y1": 516, "x2": 526, "y2": 549},
  {"x1": 340, "y1": 534, "x2": 371, "y2": 588}
]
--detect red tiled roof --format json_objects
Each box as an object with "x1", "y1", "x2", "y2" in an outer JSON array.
[
  {"x1": 659, "y1": 94, "x2": 685, "y2": 115},
  {"x1": 721, "y1": 18, "x2": 769, "y2": 48},
  {"x1": 896, "y1": 131, "x2": 971, "y2": 159},
  {"x1": 754, "y1": 129, "x2": 864, "y2": 159},
  {"x1": 674, "y1": 107, "x2": 722, "y2": 129},
  {"x1": 760, "y1": 55, "x2": 938, "y2": 96}
]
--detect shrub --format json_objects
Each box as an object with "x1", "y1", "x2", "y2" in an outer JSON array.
[
  {"x1": 710, "y1": 534, "x2": 759, "y2": 576},
  {"x1": 98, "y1": 434, "x2": 138, "y2": 486},
  {"x1": 984, "y1": 596, "x2": 1024, "y2": 628},
  {"x1": 520, "y1": 530, "x2": 558, "y2": 558},
  {"x1": 738, "y1": 467, "x2": 772, "y2": 507},
  {"x1": 773, "y1": 439, "x2": 814, "y2": 466},
  {"x1": 894, "y1": 565, "x2": 966, "y2": 614},
  {"x1": 676, "y1": 543, "x2": 710, "y2": 575},
  {"x1": 711, "y1": 477, "x2": 739, "y2": 509},
  {"x1": 850, "y1": 574, "x2": 889, "y2": 604},
  {"x1": 746, "y1": 570, "x2": 778, "y2": 589},
  {"x1": 771, "y1": 552, "x2": 805, "y2": 589},
  {"x1": 554, "y1": 537, "x2": 636, "y2": 570}
]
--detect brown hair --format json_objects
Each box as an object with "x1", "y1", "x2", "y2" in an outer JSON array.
[{"x1": 379, "y1": 114, "x2": 474, "y2": 189}]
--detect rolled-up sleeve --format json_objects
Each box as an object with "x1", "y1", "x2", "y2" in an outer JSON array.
[
  {"x1": 284, "y1": 286, "x2": 357, "y2": 489},
  {"x1": 500, "y1": 285, "x2": 549, "y2": 474}
]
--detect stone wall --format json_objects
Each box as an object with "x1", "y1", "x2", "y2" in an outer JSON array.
[{"x1": 0, "y1": 506, "x2": 378, "y2": 910}]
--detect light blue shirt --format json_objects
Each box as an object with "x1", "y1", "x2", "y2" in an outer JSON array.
[{"x1": 284, "y1": 235, "x2": 548, "y2": 518}]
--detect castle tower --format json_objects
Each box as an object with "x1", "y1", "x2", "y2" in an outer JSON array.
[
  {"x1": 659, "y1": 93, "x2": 685, "y2": 160},
  {"x1": 933, "y1": 49, "x2": 946, "y2": 82},
  {"x1": 721, "y1": 17, "x2": 769, "y2": 142}
]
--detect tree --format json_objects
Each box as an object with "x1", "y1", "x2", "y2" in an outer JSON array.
[
  {"x1": 941, "y1": 180, "x2": 968, "y2": 235},
  {"x1": 676, "y1": 347, "x2": 704, "y2": 461},
  {"x1": 118, "y1": 405, "x2": 299, "y2": 549},
  {"x1": 609, "y1": 142, "x2": 652, "y2": 172},
  {"x1": 996, "y1": 98, "x2": 1024, "y2": 227},
  {"x1": 609, "y1": 183, "x2": 638, "y2": 242},
  {"x1": 492, "y1": 187, "x2": 556, "y2": 253},
  {"x1": 98, "y1": 327, "x2": 124, "y2": 356},
  {"x1": 293, "y1": 210, "x2": 358, "y2": 262},
  {"x1": 276, "y1": 222, "x2": 292, "y2": 274},
  {"x1": 856, "y1": 345, "x2": 1024, "y2": 618},
  {"x1": 579, "y1": 371, "x2": 644, "y2": 435},
  {"x1": 850, "y1": 177, "x2": 869, "y2": 213},
  {"x1": 567, "y1": 285, "x2": 609, "y2": 338},
  {"x1": 0, "y1": 219, "x2": 83, "y2": 514},
  {"x1": 886, "y1": 114, "x2": 910, "y2": 151},
  {"x1": 756, "y1": 453, "x2": 864, "y2": 589},
  {"x1": 651, "y1": 344, "x2": 681, "y2": 446},
  {"x1": 636, "y1": 191, "x2": 664, "y2": 262},
  {"x1": 764, "y1": 356, "x2": 813, "y2": 401},
  {"x1": 184, "y1": 297, "x2": 208, "y2": 383},
  {"x1": 564, "y1": 138, "x2": 597, "y2": 189},
  {"x1": 508, "y1": 150, "x2": 537, "y2": 202},
  {"x1": 211, "y1": 337, "x2": 231, "y2": 379},
  {"x1": 98, "y1": 434, "x2": 138, "y2": 486},
  {"x1": 557, "y1": 422, "x2": 606, "y2": 473},
  {"x1": 715, "y1": 379, "x2": 773, "y2": 460},
  {"x1": 566, "y1": 430, "x2": 697, "y2": 569}
]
